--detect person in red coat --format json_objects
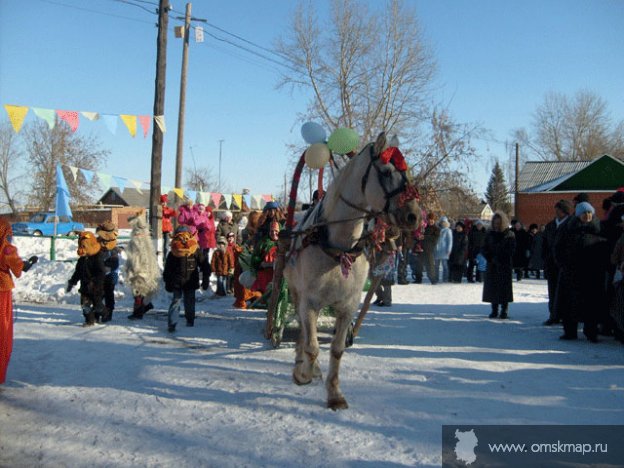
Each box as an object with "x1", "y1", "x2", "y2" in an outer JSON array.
[
  {"x1": 0, "y1": 218, "x2": 37, "y2": 384},
  {"x1": 161, "y1": 194, "x2": 176, "y2": 254}
]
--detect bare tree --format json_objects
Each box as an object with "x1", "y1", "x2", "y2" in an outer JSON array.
[
  {"x1": 21, "y1": 119, "x2": 109, "y2": 210},
  {"x1": 185, "y1": 166, "x2": 216, "y2": 192},
  {"x1": 0, "y1": 122, "x2": 25, "y2": 214},
  {"x1": 276, "y1": 0, "x2": 436, "y2": 145},
  {"x1": 521, "y1": 90, "x2": 624, "y2": 161}
]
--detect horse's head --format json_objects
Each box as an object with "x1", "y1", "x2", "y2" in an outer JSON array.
[{"x1": 359, "y1": 133, "x2": 422, "y2": 230}]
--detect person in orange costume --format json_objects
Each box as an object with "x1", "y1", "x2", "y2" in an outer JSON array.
[{"x1": 0, "y1": 218, "x2": 37, "y2": 384}]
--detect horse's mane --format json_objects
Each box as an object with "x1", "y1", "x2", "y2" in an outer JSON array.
[{"x1": 322, "y1": 144, "x2": 371, "y2": 217}]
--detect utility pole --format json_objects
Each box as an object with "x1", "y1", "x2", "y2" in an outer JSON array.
[
  {"x1": 218, "y1": 139, "x2": 224, "y2": 191},
  {"x1": 514, "y1": 142, "x2": 520, "y2": 218},
  {"x1": 149, "y1": 0, "x2": 169, "y2": 250},
  {"x1": 174, "y1": 2, "x2": 192, "y2": 191}
]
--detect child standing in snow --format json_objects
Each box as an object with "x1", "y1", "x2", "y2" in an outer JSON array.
[
  {"x1": 163, "y1": 226, "x2": 209, "y2": 332},
  {"x1": 96, "y1": 221, "x2": 120, "y2": 322},
  {"x1": 0, "y1": 218, "x2": 37, "y2": 384},
  {"x1": 211, "y1": 236, "x2": 234, "y2": 297},
  {"x1": 67, "y1": 231, "x2": 107, "y2": 326}
]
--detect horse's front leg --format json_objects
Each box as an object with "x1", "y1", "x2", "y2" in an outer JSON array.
[
  {"x1": 326, "y1": 309, "x2": 352, "y2": 410},
  {"x1": 293, "y1": 300, "x2": 321, "y2": 385}
]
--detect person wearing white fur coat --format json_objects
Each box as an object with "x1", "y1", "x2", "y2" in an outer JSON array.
[{"x1": 125, "y1": 215, "x2": 160, "y2": 320}]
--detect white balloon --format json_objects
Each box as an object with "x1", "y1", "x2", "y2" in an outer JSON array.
[{"x1": 305, "y1": 143, "x2": 331, "y2": 169}]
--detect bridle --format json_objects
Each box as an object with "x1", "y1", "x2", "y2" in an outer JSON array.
[{"x1": 338, "y1": 143, "x2": 419, "y2": 217}]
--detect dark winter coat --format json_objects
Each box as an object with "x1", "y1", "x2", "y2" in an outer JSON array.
[
  {"x1": 527, "y1": 232, "x2": 544, "y2": 270},
  {"x1": 512, "y1": 227, "x2": 530, "y2": 269},
  {"x1": 216, "y1": 221, "x2": 240, "y2": 244},
  {"x1": 422, "y1": 224, "x2": 441, "y2": 258},
  {"x1": 468, "y1": 226, "x2": 487, "y2": 259},
  {"x1": 553, "y1": 216, "x2": 609, "y2": 323},
  {"x1": 541, "y1": 216, "x2": 571, "y2": 275},
  {"x1": 69, "y1": 252, "x2": 107, "y2": 297},
  {"x1": 481, "y1": 228, "x2": 516, "y2": 304},
  {"x1": 163, "y1": 249, "x2": 207, "y2": 292},
  {"x1": 449, "y1": 231, "x2": 468, "y2": 266}
]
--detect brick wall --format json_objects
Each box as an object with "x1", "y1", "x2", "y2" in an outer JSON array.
[{"x1": 516, "y1": 191, "x2": 613, "y2": 226}]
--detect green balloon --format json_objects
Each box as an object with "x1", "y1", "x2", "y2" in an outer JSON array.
[{"x1": 327, "y1": 128, "x2": 360, "y2": 154}]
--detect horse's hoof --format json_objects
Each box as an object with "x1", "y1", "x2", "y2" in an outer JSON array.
[
  {"x1": 327, "y1": 396, "x2": 349, "y2": 410},
  {"x1": 293, "y1": 371, "x2": 312, "y2": 386}
]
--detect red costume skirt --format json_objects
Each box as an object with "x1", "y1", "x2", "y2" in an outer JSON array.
[{"x1": 0, "y1": 291, "x2": 13, "y2": 384}]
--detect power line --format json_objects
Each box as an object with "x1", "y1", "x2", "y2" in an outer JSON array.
[
  {"x1": 36, "y1": 0, "x2": 157, "y2": 25},
  {"x1": 109, "y1": 0, "x2": 157, "y2": 15}
]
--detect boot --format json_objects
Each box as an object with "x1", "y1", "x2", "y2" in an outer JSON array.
[
  {"x1": 83, "y1": 311, "x2": 96, "y2": 327},
  {"x1": 101, "y1": 307, "x2": 113, "y2": 323},
  {"x1": 499, "y1": 304, "x2": 508, "y2": 320},
  {"x1": 488, "y1": 303, "x2": 499, "y2": 318}
]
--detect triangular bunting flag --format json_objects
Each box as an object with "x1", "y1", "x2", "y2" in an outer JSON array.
[
  {"x1": 211, "y1": 192, "x2": 222, "y2": 208},
  {"x1": 81, "y1": 111, "x2": 99, "y2": 121},
  {"x1": 138, "y1": 115, "x2": 151, "y2": 138},
  {"x1": 197, "y1": 191, "x2": 209, "y2": 205},
  {"x1": 113, "y1": 176, "x2": 127, "y2": 191},
  {"x1": 68, "y1": 165, "x2": 79, "y2": 182},
  {"x1": 32, "y1": 107, "x2": 56, "y2": 129},
  {"x1": 130, "y1": 179, "x2": 144, "y2": 193},
  {"x1": 186, "y1": 190, "x2": 197, "y2": 203},
  {"x1": 232, "y1": 194, "x2": 242, "y2": 209},
  {"x1": 154, "y1": 115, "x2": 166, "y2": 133},
  {"x1": 262, "y1": 194, "x2": 273, "y2": 202},
  {"x1": 252, "y1": 195, "x2": 262, "y2": 209},
  {"x1": 120, "y1": 114, "x2": 137, "y2": 137},
  {"x1": 173, "y1": 188, "x2": 185, "y2": 200},
  {"x1": 101, "y1": 114, "x2": 118, "y2": 135},
  {"x1": 80, "y1": 168, "x2": 94, "y2": 184},
  {"x1": 222, "y1": 193, "x2": 233, "y2": 209},
  {"x1": 56, "y1": 110, "x2": 79, "y2": 132},
  {"x1": 242, "y1": 193, "x2": 251, "y2": 209},
  {"x1": 4, "y1": 105, "x2": 29, "y2": 133},
  {"x1": 96, "y1": 172, "x2": 113, "y2": 188}
]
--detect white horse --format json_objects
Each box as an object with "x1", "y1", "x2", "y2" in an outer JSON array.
[{"x1": 284, "y1": 133, "x2": 421, "y2": 410}]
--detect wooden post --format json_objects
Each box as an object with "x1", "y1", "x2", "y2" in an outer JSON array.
[
  {"x1": 149, "y1": 0, "x2": 169, "y2": 254},
  {"x1": 175, "y1": 3, "x2": 192, "y2": 191}
]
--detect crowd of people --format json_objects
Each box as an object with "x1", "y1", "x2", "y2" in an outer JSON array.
[
  {"x1": 374, "y1": 189, "x2": 624, "y2": 344},
  {"x1": 2, "y1": 187, "x2": 624, "y2": 386}
]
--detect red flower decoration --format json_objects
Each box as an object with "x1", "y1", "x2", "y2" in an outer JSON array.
[{"x1": 379, "y1": 146, "x2": 408, "y2": 172}]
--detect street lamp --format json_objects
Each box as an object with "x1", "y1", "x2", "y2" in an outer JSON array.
[{"x1": 218, "y1": 139, "x2": 224, "y2": 192}]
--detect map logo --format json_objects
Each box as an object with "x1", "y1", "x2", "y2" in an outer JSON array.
[{"x1": 454, "y1": 429, "x2": 478, "y2": 465}]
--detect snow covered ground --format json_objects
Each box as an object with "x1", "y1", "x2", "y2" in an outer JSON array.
[{"x1": 1, "y1": 237, "x2": 623, "y2": 467}]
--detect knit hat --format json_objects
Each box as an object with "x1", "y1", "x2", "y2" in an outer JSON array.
[
  {"x1": 455, "y1": 221, "x2": 465, "y2": 229},
  {"x1": 222, "y1": 210, "x2": 233, "y2": 220},
  {"x1": 217, "y1": 236, "x2": 227, "y2": 245},
  {"x1": 575, "y1": 201, "x2": 595, "y2": 217},
  {"x1": 263, "y1": 201, "x2": 279, "y2": 211},
  {"x1": 160, "y1": 194, "x2": 168, "y2": 203},
  {"x1": 174, "y1": 225, "x2": 191, "y2": 235}
]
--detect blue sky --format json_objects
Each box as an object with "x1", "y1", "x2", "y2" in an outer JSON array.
[{"x1": 1, "y1": 0, "x2": 622, "y2": 200}]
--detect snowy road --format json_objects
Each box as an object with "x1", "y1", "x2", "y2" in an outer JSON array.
[{"x1": 1, "y1": 280, "x2": 623, "y2": 467}]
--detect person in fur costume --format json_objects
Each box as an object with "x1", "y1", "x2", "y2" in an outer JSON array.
[
  {"x1": 125, "y1": 215, "x2": 160, "y2": 320},
  {"x1": 211, "y1": 236, "x2": 235, "y2": 296},
  {"x1": 96, "y1": 221, "x2": 120, "y2": 322},
  {"x1": 68, "y1": 231, "x2": 108, "y2": 326},
  {"x1": 0, "y1": 218, "x2": 37, "y2": 384},
  {"x1": 163, "y1": 226, "x2": 209, "y2": 332}
]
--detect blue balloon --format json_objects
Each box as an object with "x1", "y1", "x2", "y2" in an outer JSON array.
[{"x1": 301, "y1": 122, "x2": 327, "y2": 144}]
